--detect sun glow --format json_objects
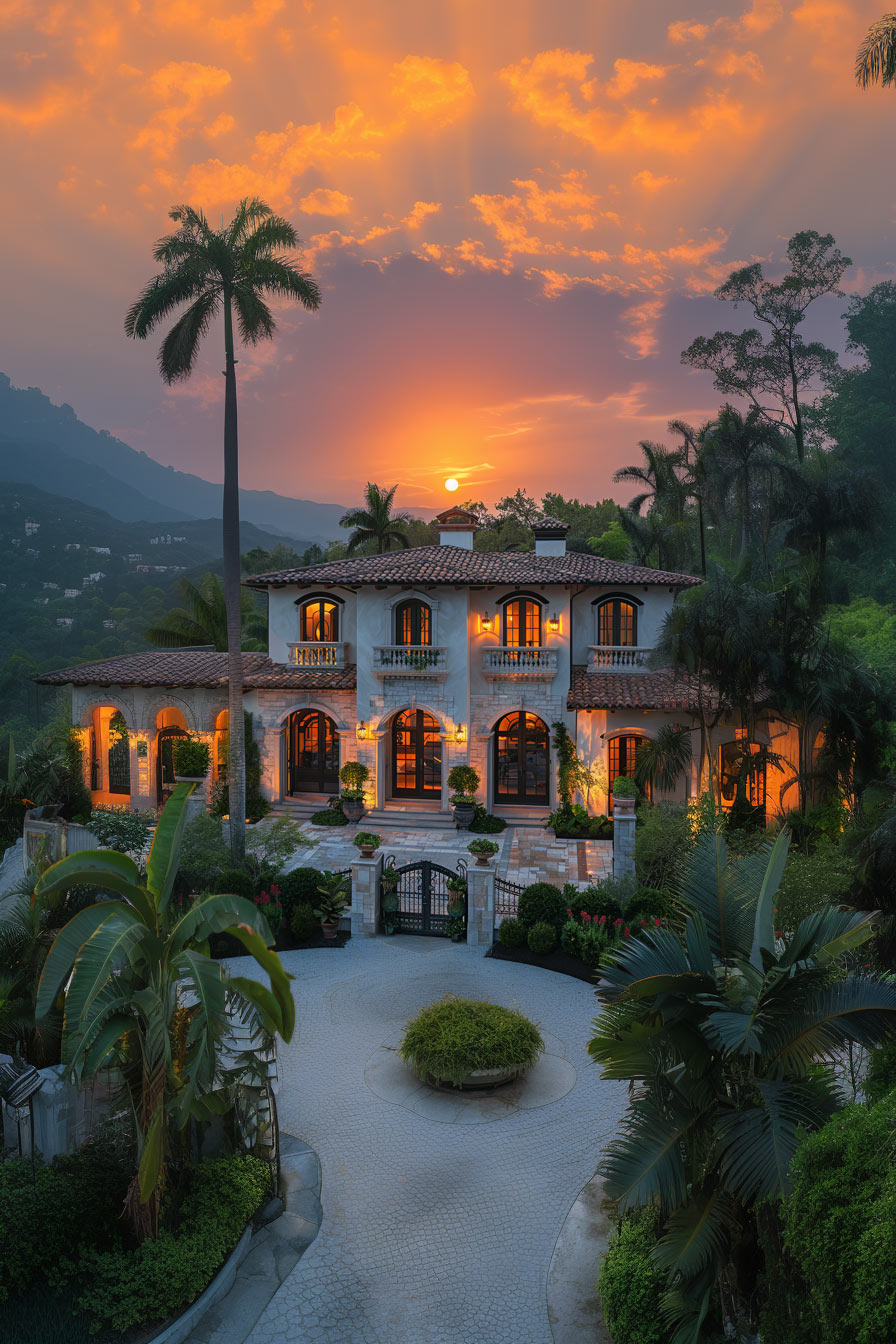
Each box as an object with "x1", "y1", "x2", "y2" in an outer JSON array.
[{"x1": 445, "y1": 477, "x2": 459, "y2": 491}]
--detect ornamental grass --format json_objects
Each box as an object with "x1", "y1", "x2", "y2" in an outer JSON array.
[{"x1": 399, "y1": 995, "x2": 543, "y2": 1088}]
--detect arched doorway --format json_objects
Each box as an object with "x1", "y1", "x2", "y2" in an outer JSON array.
[
  {"x1": 107, "y1": 711, "x2": 131, "y2": 795},
  {"x1": 287, "y1": 710, "x2": 339, "y2": 794},
  {"x1": 607, "y1": 734, "x2": 649, "y2": 813},
  {"x1": 156, "y1": 707, "x2": 190, "y2": 806},
  {"x1": 392, "y1": 709, "x2": 441, "y2": 799},
  {"x1": 494, "y1": 712, "x2": 549, "y2": 805}
]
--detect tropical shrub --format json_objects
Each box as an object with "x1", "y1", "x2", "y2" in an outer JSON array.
[
  {"x1": 597, "y1": 1207, "x2": 666, "y2": 1344},
  {"x1": 576, "y1": 924, "x2": 607, "y2": 967},
  {"x1": 863, "y1": 1037, "x2": 896, "y2": 1104},
  {"x1": 352, "y1": 831, "x2": 381, "y2": 850},
  {"x1": 209, "y1": 780, "x2": 270, "y2": 823},
  {"x1": 217, "y1": 867, "x2": 259, "y2": 901},
  {"x1": 589, "y1": 829, "x2": 896, "y2": 1341},
  {"x1": 518, "y1": 881, "x2": 565, "y2": 930},
  {"x1": 623, "y1": 888, "x2": 672, "y2": 924},
  {"x1": 548, "y1": 803, "x2": 613, "y2": 839},
  {"x1": 399, "y1": 996, "x2": 543, "y2": 1086},
  {"x1": 172, "y1": 738, "x2": 210, "y2": 778},
  {"x1": 527, "y1": 921, "x2": 557, "y2": 955},
  {"x1": 612, "y1": 775, "x2": 637, "y2": 798},
  {"x1": 87, "y1": 807, "x2": 154, "y2": 857},
  {"x1": 635, "y1": 803, "x2": 693, "y2": 893},
  {"x1": 497, "y1": 917, "x2": 527, "y2": 947},
  {"x1": 278, "y1": 866, "x2": 324, "y2": 921},
  {"x1": 469, "y1": 804, "x2": 506, "y2": 833},
  {"x1": 309, "y1": 806, "x2": 348, "y2": 826},
  {"x1": 313, "y1": 871, "x2": 350, "y2": 923},
  {"x1": 77, "y1": 1154, "x2": 270, "y2": 1333},
  {"x1": 775, "y1": 841, "x2": 856, "y2": 932},
  {"x1": 560, "y1": 917, "x2": 580, "y2": 956},
  {"x1": 289, "y1": 901, "x2": 318, "y2": 941},
  {"x1": 245, "y1": 817, "x2": 312, "y2": 874},
  {"x1": 782, "y1": 1092, "x2": 896, "y2": 1344}
]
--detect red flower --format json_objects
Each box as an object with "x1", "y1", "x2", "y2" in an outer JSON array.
[
  {"x1": 258, "y1": 892, "x2": 271, "y2": 905},
  {"x1": 566, "y1": 908, "x2": 573, "y2": 917},
  {"x1": 614, "y1": 918, "x2": 622, "y2": 927},
  {"x1": 271, "y1": 885, "x2": 281, "y2": 896},
  {"x1": 640, "y1": 919, "x2": 647, "y2": 926},
  {"x1": 598, "y1": 915, "x2": 607, "y2": 925},
  {"x1": 654, "y1": 918, "x2": 661, "y2": 926},
  {"x1": 624, "y1": 926, "x2": 630, "y2": 938}
]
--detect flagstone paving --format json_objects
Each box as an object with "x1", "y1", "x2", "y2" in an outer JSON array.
[{"x1": 236, "y1": 936, "x2": 624, "y2": 1344}]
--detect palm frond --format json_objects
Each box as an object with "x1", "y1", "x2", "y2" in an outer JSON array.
[
  {"x1": 158, "y1": 290, "x2": 219, "y2": 383},
  {"x1": 766, "y1": 974, "x2": 896, "y2": 1073},
  {"x1": 227, "y1": 197, "x2": 275, "y2": 246},
  {"x1": 652, "y1": 1188, "x2": 737, "y2": 1278},
  {"x1": 230, "y1": 284, "x2": 276, "y2": 345},
  {"x1": 601, "y1": 1096, "x2": 706, "y2": 1212},
  {"x1": 124, "y1": 264, "x2": 211, "y2": 339},
  {"x1": 716, "y1": 1078, "x2": 831, "y2": 1201},
  {"x1": 856, "y1": 15, "x2": 896, "y2": 88}
]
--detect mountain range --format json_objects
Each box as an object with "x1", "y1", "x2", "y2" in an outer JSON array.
[{"x1": 0, "y1": 374, "x2": 348, "y2": 540}]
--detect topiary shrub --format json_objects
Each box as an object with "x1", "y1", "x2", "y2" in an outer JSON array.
[
  {"x1": 289, "y1": 901, "x2": 318, "y2": 941},
  {"x1": 527, "y1": 921, "x2": 557, "y2": 955},
  {"x1": 612, "y1": 774, "x2": 637, "y2": 799},
  {"x1": 447, "y1": 765, "x2": 480, "y2": 800},
  {"x1": 624, "y1": 888, "x2": 672, "y2": 924},
  {"x1": 497, "y1": 917, "x2": 527, "y2": 947},
  {"x1": 172, "y1": 737, "x2": 210, "y2": 778},
  {"x1": 216, "y1": 868, "x2": 258, "y2": 901},
  {"x1": 77, "y1": 1155, "x2": 270, "y2": 1334},
  {"x1": 518, "y1": 881, "x2": 566, "y2": 930},
  {"x1": 598, "y1": 1207, "x2": 666, "y2": 1344},
  {"x1": 399, "y1": 996, "x2": 543, "y2": 1087}
]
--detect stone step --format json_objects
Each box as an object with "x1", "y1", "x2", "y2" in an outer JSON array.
[{"x1": 364, "y1": 807, "x2": 458, "y2": 831}]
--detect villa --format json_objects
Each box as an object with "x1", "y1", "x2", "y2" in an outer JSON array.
[{"x1": 35, "y1": 508, "x2": 810, "y2": 821}]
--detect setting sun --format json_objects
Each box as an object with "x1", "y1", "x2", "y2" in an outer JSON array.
[{"x1": 445, "y1": 477, "x2": 459, "y2": 491}]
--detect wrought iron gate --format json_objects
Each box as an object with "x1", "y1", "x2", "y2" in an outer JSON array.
[
  {"x1": 384, "y1": 859, "x2": 465, "y2": 936},
  {"x1": 108, "y1": 735, "x2": 131, "y2": 795}
]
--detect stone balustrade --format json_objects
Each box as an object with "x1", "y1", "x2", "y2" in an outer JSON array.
[
  {"x1": 287, "y1": 641, "x2": 346, "y2": 668},
  {"x1": 482, "y1": 646, "x2": 558, "y2": 679},
  {"x1": 587, "y1": 645, "x2": 652, "y2": 672},
  {"x1": 371, "y1": 645, "x2": 448, "y2": 677}
]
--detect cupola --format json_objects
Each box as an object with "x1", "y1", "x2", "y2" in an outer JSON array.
[{"x1": 435, "y1": 505, "x2": 478, "y2": 549}]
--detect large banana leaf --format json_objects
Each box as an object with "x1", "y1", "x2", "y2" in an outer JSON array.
[
  {"x1": 176, "y1": 949, "x2": 227, "y2": 1096},
  {"x1": 146, "y1": 781, "x2": 195, "y2": 910},
  {"x1": 226, "y1": 923, "x2": 295, "y2": 1041},
  {"x1": 35, "y1": 850, "x2": 153, "y2": 922},
  {"x1": 171, "y1": 892, "x2": 272, "y2": 951},
  {"x1": 62, "y1": 917, "x2": 145, "y2": 1032},
  {"x1": 36, "y1": 901, "x2": 132, "y2": 1017}
]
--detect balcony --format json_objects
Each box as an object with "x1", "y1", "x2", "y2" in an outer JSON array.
[
  {"x1": 588, "y1": 645, "x2": 652, "y2": 672},
  {"x1": 482, "y1": 646, "x2": 557, "y2": 680},
  {"x1": 287, "y1": 641, "x2": 346, "y2": 668},
  {"x1": 372, "y1": 645, "x2": 448, "y2": 678}
]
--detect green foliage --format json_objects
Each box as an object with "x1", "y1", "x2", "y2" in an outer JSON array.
[
  {"x1": 575, "y1": 873, "x2": 636, "y2": 922},
  {"x1": 775, "y1": 841, "x2": 856, "y2": 933},
  {"x1": 209, "y1": 779, "x2": 270, "y2": 823},
  {"x1": 0, "y1": 1134, "x2": 131, "y2": 1302},
  {"x1": 624, "y1": 888, "x2": 673, "y2": 924},
  {"x1": 144, "y1": 572, "x2": 267, "y2": 653},
  {"x1": 177, "y1": 812, "x2": 230, "y2": 894},
  {"x1": 468, "y1": 804, "x2": 506, "y2": 833},
  {"x1": 612, "y1": 775, "x2": 637, "y2": 799},
  {"x1": 399, "y1": 996, "x2": 543, "y2": 1086},
  {"x1": 863, "y1": 1037, "x2": 896, "y2": 1105},
  {"x1": 352, "y1": 831, "x2": 381, "y2": 849},
  {"x1": 467, "y1": 838, "x2": 499, "y2": 856},
  {"x1": 447, "y1": 765, "x2": 480, "y2": 798},
  {"x1": 497, "y1": 917, "x2": 527, "y2": 948},
  {"x1": 340, "y1": 482, "x2": 411, "y2": 555},
  {"x1": 309, "y1": 806, "x2": 348, "y2": 826},
  {"x1": 548, "y1": 802, "x2": 613, "y2": 839},
  {"x1": 244, "y1": 816, "x2": 312, "y2": 876},
  {"x1": 597, "y1": 1208, "x2": 666, "y2": 1344},
  {"x1": 560, "y1": 918, "x2": 580, "y2": 956},
  {"x1": 339, "y1": 761, "x2": 369, "y2": 791},
  {"x1": 783, "y1": 1093, "x2": 896, "y2": 1344},
  {"x1": 552, "y1": 720, "x2": 577, "y2": 808},
  {"x1": 171, "y1": 737, "x2": 211, "y2": 778},
  {"x1": 313, "y1": 872, "x2": 350, "y2": 922},
  {"x1": 518, "y1": 881, "x2": 565, "y2": 930},
  {"x1": 88, "y1": 806, "x2": 154, "y2": 856},
  {"x1": 576, "y1": 923, "x2": 607, "y2": 966},
  {"x1": 635, "y1": 803, "x2": 693, "y2": 893},
  {"x1": 289, "y1": 901, "x2": 318, "y2": 941},
  {"x1": 527, "y1": 921, "x2": 557, "y2": 955},
  {"x1": 217, "y1": 867, "x2": 259, "y2": 901},
  {"x1": 278, "y1": 866, "x2": 324, "y2": 920},
  {"x1": 77, "y1": 1154, "x2": 270, "y2": 1334}
]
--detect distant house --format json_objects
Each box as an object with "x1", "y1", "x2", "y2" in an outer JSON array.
[
  {"x1": 25, "y1": 548, "x2": 39, "y2": 557},
  {"x1": 89, "y1": 546, "x2": 111, "y2": 555},
  {"x1": 24, "y1": 520, "x2": 40, "y2": 535},
  {"x1": 34, "y1": 597, "x2": 49, "y2": 605},
  {"x1": 64, "y1": 588, "x2": 81, "y2": 598},
  {"x1": 55, "y1": 617, "x2": 73, "y2": 627},
  {"x1": 102, "y1": 619, "x2": 116, "y2": 629},
  {"x1": 64, "y1": 543, "x2": 81, "y2": 551},
  {"x1": 82, "y1": 572, "x2": 106, "y2": 584},
  {"x1": 43, "y1": 582, "x2": 59, "y2": 590},
  {"x1": 127, "y1": 553, "x2": 143, "y2": 562}
]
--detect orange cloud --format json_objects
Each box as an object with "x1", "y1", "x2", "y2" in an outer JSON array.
[
  {"x1": 604, "y1": 58, "x2": 668, "y2": 99},
  {"x1": 632, "y1": 169, "x2": 679, "y2": 191},
  {"x1": 150, "y1": 0, "x2": 285, "y2": 57},
  {"x1": 132, "y1": 61, "x2": 231, "y2": 160},
  {"x1": 389, "y1": 54, "x2": 473, "y2": 124},
  {"x1": 299, "y1": 187, "x2": 353, "y2": 216}
]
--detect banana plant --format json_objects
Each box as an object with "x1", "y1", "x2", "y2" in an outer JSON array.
[
  {"x1": 34, "y1": 782, "x2": 294, "y2": 1240},
  {"x1": 589, "y1": 828, "x2": 896, "y2": 1343}
]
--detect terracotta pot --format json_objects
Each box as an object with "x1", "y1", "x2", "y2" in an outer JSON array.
[
  {"x1": 358, "y1": 844, "x2": 377, "y2": 858},
  {"x1": 321, "y1": 919, "x2": 340, "y2": 941},
  {"x1": 474, "y1": 853, "x2": 492, "y2": 867}
]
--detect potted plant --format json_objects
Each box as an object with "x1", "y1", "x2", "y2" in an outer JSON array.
[
  {"x1": 339, "y1": 761, "x2": 369, "y2": 822},
  {"x1": 446, "y1": 896, "x2": 467, "y2": 942},
  {"x1": 173, "y1": 737, "x2": 211, "y2": 782},
  {"x1": 612, "y1": 775, "x2": 638, "y2": 817},
  {"x1": 381, "y1": 887, "x2": 400, "y2": 934},
  {"x1": 314, "y1": 871, "x2": 350, "y2": 939},
  {"x1": 448, "y1": 764, "x2": 480, "y2": 829},
  {"x1": 468, "y1": 837, "x2": 499, "y2": 866},
  {"x1": 399, "y1": 996, "x2": 544, "y2": 1090},
  {"x1": 353, "y1": 830, "x2": 381, "y2": 858}
]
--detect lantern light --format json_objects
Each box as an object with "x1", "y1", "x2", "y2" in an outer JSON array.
[
  {"x1": 454, "y1": 723, "x2": 467, "y2": 744},
  {"x1": 548, "y1": 612, "x2": 560, "y2": 633},
  {"x1": 356, "y1": 721, "x2": 367, "y2": 740},
  {"x1": 481, "y1": 611, "x2": 493, "y2": 632}
]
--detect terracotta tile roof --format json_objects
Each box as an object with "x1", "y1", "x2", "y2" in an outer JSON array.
[
  {"x1": 245, "y1": 545, "x2": 700, "y2": 590},
  {"x1": 567, "y1": 664, "x2": 704, "y2": 712},
  {"x1": 34, "y1": 650, "x2": 357, "y2": 692}
]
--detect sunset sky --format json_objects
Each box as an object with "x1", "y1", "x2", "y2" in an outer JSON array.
[{"x1": 1, "y1": 0, "x2": 893, "y2": 511}]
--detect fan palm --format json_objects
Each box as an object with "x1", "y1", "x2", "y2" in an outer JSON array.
[
  {"x1": 340, "y1": 482, "x2": 411, "y2": 554},
  {"x1": 34, "y1": 782, "x2": 294, "y2": 1240},
  {"x1": 856, "y1": 13, "x2": 896, "y2": 87},
  {"x1": 589, "y1": 829, "x2": 896, "y2": 1343},
  {"x1": 125, "y1": 200, "x2": 320, "y2": 863},
  {"x1": 699, "y1": 405, "x2": 785, "y2": 563},
  {"x1": 634, "y1": 723, "x2": 693, "y2": 794},
  {"x1": 145, "y1": 573, "x2": 267, "y2": 652}
]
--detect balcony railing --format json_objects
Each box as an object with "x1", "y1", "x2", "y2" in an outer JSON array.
[
  {"x1": 588, "y1": 645, "x2": 652, "y2": 672},
  {"x1": 482, "y1": 646, "x2": 557, "y2": 679},
  {"x1": 287, "y1": 641, "x2": 346, "y2": 668},
  {"x1": 372, "y1": 645, "x2": 448, "y2": 677}
]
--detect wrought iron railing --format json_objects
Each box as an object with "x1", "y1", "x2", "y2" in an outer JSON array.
[{"x1": 494, "y1": 873, "x2": 526, "y2": 926}]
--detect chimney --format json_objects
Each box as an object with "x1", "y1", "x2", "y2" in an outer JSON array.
[
  {"x1": 435, "y1": 505, "x2": 478, "y2": 550},
  {"x1": 533, "y1": 515, "x2": 569, "y2": 557}
]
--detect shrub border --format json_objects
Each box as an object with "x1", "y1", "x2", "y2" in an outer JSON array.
[{"x1": 148, "y1": 1225, "x2": 253, "y2": 1344}]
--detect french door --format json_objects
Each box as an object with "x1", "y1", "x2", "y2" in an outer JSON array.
[
  {"x1": 392, "y1": 709, "x2": 441, "y2": 798},
  {"x1": 287, "y1": 710, "x2": 339, "y2": 794},
  {"x1": 494, "y1": 711, "x2": 549, "y2": 804}
]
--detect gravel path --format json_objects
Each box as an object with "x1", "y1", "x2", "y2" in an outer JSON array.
[{"x1": 243, "y1": 936, "x2": 625, "y2": 1344}]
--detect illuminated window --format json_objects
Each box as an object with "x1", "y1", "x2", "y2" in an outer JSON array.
[
  {"x1": 494, "y1": 712, "x2": 549, "y2": 804},
  {"x1": 395, "y1": 599, "x2": 431, "y2": 646},
  {"x1": 608, "y1": 735, "x2": 649, "y2": 812},
  {"x1": 597, "y1": 599, "x2": 637, "y2": 646},
  {"x1": 503, "y1": 598, "x2": 542, "y2": 647},
  {"x1": 300, "y1": 598, "x2": 338, "y2": 642}
]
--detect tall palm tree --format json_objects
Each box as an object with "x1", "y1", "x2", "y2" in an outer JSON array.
[
  {"x1": 125, "y1": 200, "x2": 320, "y2": 863},
  {"x1": 856, "y1": 13, "x2": 896, "y2": 87},
  {"x1": 145, "y1": 573, "x2": 267, "y2": 652},
  {"x1": 340, "y1": 482, "x2": 411, "y2": 554},
  {"x1": 699, "y1": 405, "x2": 785, "y2": 564}
]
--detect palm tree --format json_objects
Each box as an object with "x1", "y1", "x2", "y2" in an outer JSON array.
[
  {"x1": 633, "y1": 723, "x2": 693, "y2": 794},
  {"x1": 125, "y1": 200, "x2": 320, "y2": 863},
  {"x1": 699, "y1": 405, "x2": 785, "y2": 564},
  {"x1": 145, "y1": 573, "x2": 267, "y2": 652},
  {"x1": 340, "y1": 482, "x2": 411, "y2": 554},
  {"x1": 856, "y1": 13, "x2": 896, "y2": 87},
  {"x1": 589, "y1": 829, "x2": 896, "y2": 1343},
  {"x1": 35, "y1": 783, "x2": 294, "y2": 1240}
]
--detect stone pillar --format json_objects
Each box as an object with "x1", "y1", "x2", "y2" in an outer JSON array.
[
  {"x1": 613, "y1": 797, "x2": 636, "y2": 881},
  {"x1": 466, "y1": 863, "x2": 494, "y2": 948},
  {"x1": 351, "y1": 853, "x2": 383, "y2": 938}
]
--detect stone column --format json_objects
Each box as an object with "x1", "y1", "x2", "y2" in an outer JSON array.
[
  {"x1": 350, "y1": 853, "x2": 383, "y2": 938},
  {"x1": 613, "y1": 796, "x2": 636, "y2": 881},
  {"x1": 466, "y1": 862, "x2": 494, "y2": 948}
]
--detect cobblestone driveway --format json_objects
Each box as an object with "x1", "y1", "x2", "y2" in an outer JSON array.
[{"x1": 243, "y1": 937, "x2": 625, "y2": 1344}]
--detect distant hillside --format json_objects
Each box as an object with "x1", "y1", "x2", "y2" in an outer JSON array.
[{"x1": 0, "y1": 374, "x2": 348, "y2": 539}]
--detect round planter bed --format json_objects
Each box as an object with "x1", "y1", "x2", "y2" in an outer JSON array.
[
  {"x1": 399, "y1": 996, "x2": 544, "y2": 1093},
  {"x1": 425, "y1": 1064, "x2": 521, "y2": 1091}
]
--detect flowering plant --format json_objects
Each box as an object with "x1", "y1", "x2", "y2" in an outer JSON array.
[{"x1": 254, "y1": 884, "x2": 283, "y2": 934}]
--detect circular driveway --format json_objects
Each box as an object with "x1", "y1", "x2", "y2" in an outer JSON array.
[{"x1": 245, "y1": 937, "x2": 625, "y2": 1344}]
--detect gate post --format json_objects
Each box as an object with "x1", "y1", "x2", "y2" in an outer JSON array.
[
  {"x1": 351, "y1": 853, "x2": 383, "y2": 938},
  {"x1": 613, "y1": 796, "x2": 636, "y2": 881},
  {"x1": 466, "y1": 864, "x2": 494, "y2": 948}
]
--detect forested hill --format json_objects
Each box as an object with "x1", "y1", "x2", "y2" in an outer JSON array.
[{"x1": 0, "y1": 374, "x2": 348, "y2": 539}]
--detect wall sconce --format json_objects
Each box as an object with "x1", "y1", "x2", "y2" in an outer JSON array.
[
  {"x1": 454, "y1": 723, "x2": 467, "y2": 744},
  {"x1": 356, "y1": 721, "x2": 367, "y2": 740},
  {"x1": 548, "y1": 612, "x2": 560, "y2": 633},
  {"x1": 481, "y1": 610, "x2": 493, "y2": 632}
]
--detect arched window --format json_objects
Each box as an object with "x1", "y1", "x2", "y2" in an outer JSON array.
[
  {"x1": 494, "y1": 712, "x2": 549, "y2": 804},
  {"x1": 395, "y1": 599, "x2": 431, "y2": 646},
  {"x1": 608, "y1": 734, "x2": 649, "y2": 812},
  {"x1": 300, "y1": 597, "x2": 339, "y2": 642},
  {"x1": 502, "y1": 595, "x2": 543, "y2": 647},
  {"x1": 596, "y1": 598, "x2": 638, "y2": 647}
]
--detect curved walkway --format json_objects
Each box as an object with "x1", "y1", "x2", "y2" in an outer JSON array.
[{"x1": 241, "y1": 937, "x2": 624, "y2": 1344}]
